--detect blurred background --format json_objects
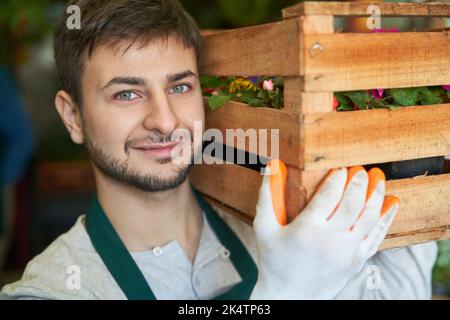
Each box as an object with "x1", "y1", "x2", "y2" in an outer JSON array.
[{"x1": 0, "y1": 0, "x2": 449, "y2": 298}]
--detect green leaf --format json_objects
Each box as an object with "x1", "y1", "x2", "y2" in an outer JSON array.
[
  {"x1": 208, "y1": 95, "x2": 232, "y2": 110},
  {"x1": 370, "y1": 99, "x2": 390, "y2": 110},
  {"x1": 238, "y1": 95, "x2": 251, "y2": 104},
  {"x1": 337, "y1": 104, "x2": 353, "y2": 111},
  {"x1": 389, "y1": 88, "x2": 418, "y2": 106},
  {"x1": 248, "y1": 98, "x2": 267, "y2": 107},
  {"x1": 344, "y1": 91, "x2": 371, "y2": 110},
  {"x1": 335, "y1": 93, "x2": 352, "y2": 111},
  {"x1": 238, "y1": 90, "x2": 257, "y2": 103},
  {"x1": 419, "y1": 94, "x2": 442, "y2": 105},
  {"x1": 413, "y1": 87, "x2": 442, "y2": 105},
  {"x1": 272, "y1": 77, "x2": 284, "y2": 88}
]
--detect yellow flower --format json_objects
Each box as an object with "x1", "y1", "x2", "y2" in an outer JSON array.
[{"x1": 229, "y1": 78, "x2": 257, "y2": 94}]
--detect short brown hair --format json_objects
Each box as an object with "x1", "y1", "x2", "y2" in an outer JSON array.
[{"x1": 54, "y1": 0, "x2": 202, "y2": 107}]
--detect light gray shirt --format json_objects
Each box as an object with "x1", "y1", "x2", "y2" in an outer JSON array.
[{"x1": 0, "y1": 208, "x2": 438, "y2": 300}]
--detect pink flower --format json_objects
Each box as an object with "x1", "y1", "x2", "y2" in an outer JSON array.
[
  {"x1": 211, "y1": 90, "x2": 219, "y2": 96},
  {"x1": 442, "y1": 85, "x2": 450, "y2": 90},
  {"x1": 263, "y1": 80, "x2": 274, "y2": 92},
  {"x1": 370, "y1": 89, "x2": 384, "y2": 100}
]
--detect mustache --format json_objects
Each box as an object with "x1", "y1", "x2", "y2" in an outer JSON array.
[{"x1": 125, "y1": 133, "x2": 173, "y2": 153}]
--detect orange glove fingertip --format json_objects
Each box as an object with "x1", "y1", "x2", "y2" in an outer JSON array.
[
  {"x1": 366, "y1": 167, "x2": 386, "y2": 200},
  {"x1": 268, "y1": 159, "x2": 287, "y2": 226},
  {"x1": 345, "y1": 166, "x2": 366, "y2": 189},
  {"x1": 381, "y1": 195, "x2": 400, "y2": 217}
]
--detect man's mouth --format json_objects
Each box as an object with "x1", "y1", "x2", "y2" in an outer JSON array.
[{"x1": 132, "y1": 141, "x2": 182, "y2": 159}]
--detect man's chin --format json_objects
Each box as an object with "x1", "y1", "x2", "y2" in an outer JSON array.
[
  {"x1": 92, "y1": 159, "x2": 192, "y2": 192},
  {"x1": 122, "y1": 162, "x2": 193, "y2": 192}
]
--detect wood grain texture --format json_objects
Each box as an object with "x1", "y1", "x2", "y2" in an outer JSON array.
[
  {"x1": 204, "y1": 100, "x2": 301, "y2": 168},
  {"x1": 200, "y1": 19, "x2": 300, "y2": 76},
  {"x1": 283, "y1": 78, "x2": 334, "y2": 113},
  {"x1": 380, "y1": 227, "x2": 450, "y2": 251},
  {"x1": 300, "y1": 15, "x2": 334, "y2": 34},
  {"x1": 190, "y1": 164, "x2": 303, "y2": 221},
  {"x1": 302, "y1": 32, "x2": 450, "y2": 91},
  {"x1": 283, "y1": 1, "x2": 450, "y2": 19},
  {"x1": 385, "y1": 173, "x2": 450, "y2": 234},
  {"x1": 191, "y1": 163, "x2": 450, "y2": 245},
  {"x1": 303, "y1": 171, "x2": 450, "y2": 235},
  {"x1": 303, "y1": 104, "x2": 450, "y2": 170},
  {"x1": 302, "y1": 172, "x2": 450, "y2": 235}
]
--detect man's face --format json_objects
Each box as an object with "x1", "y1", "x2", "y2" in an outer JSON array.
[{"x1": 79, "y1": 36, "x2": 204, "y2": 192}]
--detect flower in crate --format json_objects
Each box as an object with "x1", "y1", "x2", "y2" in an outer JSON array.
[
  {"x1": 370, "y1": 89, "x2": 384, "y2": 100},
  {"x1": 200, "y1": 75, "x2": 284, "y2": 110},
  {"x1": 229, "y1": 78, "x2": 257, "y2": 94},
  {"x1": 203, "y1": 87, "x2": 216, "y2": 95},
  {"x1": 442, "y1": 85, "x2": 450, "y2": 90},
  {"x1": 249, "y1": 76, "x2": 259, "y2": 85},
  {"x1": 263, "y1": 79, "x2": 274, "y2": 92}
]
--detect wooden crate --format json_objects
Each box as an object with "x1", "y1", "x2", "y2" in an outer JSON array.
[
  {"x1": 37, "y1": 161, "x2": 95, "y2": 195},
  {"x1": 191, "y1": 1, "x2": 450, "y2": 250}
]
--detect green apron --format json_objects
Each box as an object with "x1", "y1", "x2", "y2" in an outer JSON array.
[{"x1": 85, "y1": 189, "x2": 258, "y2": 300}]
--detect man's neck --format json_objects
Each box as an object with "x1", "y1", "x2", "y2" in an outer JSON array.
[{"x1": 92, "y1": 172, "x2": 203, "y2": 263}]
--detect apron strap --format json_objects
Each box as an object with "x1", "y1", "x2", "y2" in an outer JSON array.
[
  {"x1": 86, "y1": 188, "x2": 258, "y2": 300},
  {"x1": 86, "y1": 196, "x2": 155, "y2": 300}
]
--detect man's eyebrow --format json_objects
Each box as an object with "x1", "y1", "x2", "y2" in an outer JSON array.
[
  {"x1": 167, "y1": 70, "x2": 198, "y2": 83},
  {"x1": 101, "y1": 77, "x2": 146, "y2": 91},
  {"x1": 101, "y1": 71, "x2": 197, "y2": 90}
]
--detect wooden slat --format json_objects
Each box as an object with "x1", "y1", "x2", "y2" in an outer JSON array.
[
  {"x1": 303, "y1": 32, "x2": 450, "y2": 91},
  {"x1": 283, "y1": 1, "x2": 450, "y2": 19},
  {"x1": 301, "y1": 172, "x2": 450, "y2": 234},
  {"x1": 385, "y1": 173, "x2": 450, "y2": 234},
  {"x1": 303, "y1": 104, "x2": 450, "y2": 170},
  {"x1": 202, "y1": 194, "x2": 254, "y2": 225},
  {"x1": 300, "y1": 15, "x2": 334, "y2": 34},
  {"x1": 200, "y1": 19, "x2": 300, "y2": 76},
  {"x1": 204, "y1": 192, "x2": 450, "y2": 251},
  {"x1": 191, "y1": 164, "x2": 450, "y2": 249},
  {"x1": 284, "y1": 78, "x2": 334, "y2": 113},
  {"x1": 190, "y1": 164, "x2": 303, "y2": 221},
  {"x1": 204, "y1": 100, "x2": 301, "y2": 168},
  {"x1": 380, "y1": 227, "x2": 450, "y2": 251},
  {"x1": 190, "y1": 163, "x2": 450, "y2": 232}
]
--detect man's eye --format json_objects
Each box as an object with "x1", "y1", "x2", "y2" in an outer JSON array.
[
  {"x1": 170, "y1": 84, "x2": 190, "y2": 94},
  {"x1": 114, "y1": 91, "x2": 139, "y2": 101}
]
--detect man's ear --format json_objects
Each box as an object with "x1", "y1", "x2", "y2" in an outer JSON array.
[{"x1": 55, "y1": 90, "x2": 84, "y2": 145}]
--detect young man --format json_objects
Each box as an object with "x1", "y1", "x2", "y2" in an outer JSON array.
[{"x1": 1, "y1": 0, "x2": 437, "y2": 300}]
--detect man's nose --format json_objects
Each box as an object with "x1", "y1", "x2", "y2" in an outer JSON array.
[{"x1": 143, "y1": 91, "x2": 179, "y2": 136}]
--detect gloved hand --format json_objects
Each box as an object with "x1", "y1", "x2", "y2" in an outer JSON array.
[{"x1": 250, "y1": 160, "x2": 400, "y2": 299}]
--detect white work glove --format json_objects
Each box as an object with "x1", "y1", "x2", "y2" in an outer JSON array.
[{"x1": 250, "y1": 160, "x2": 400, "y2": 300}]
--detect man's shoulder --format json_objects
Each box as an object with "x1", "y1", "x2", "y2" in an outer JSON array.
[{"x1": 0, "y1": 215, "x2": 119, "y2": 300}]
